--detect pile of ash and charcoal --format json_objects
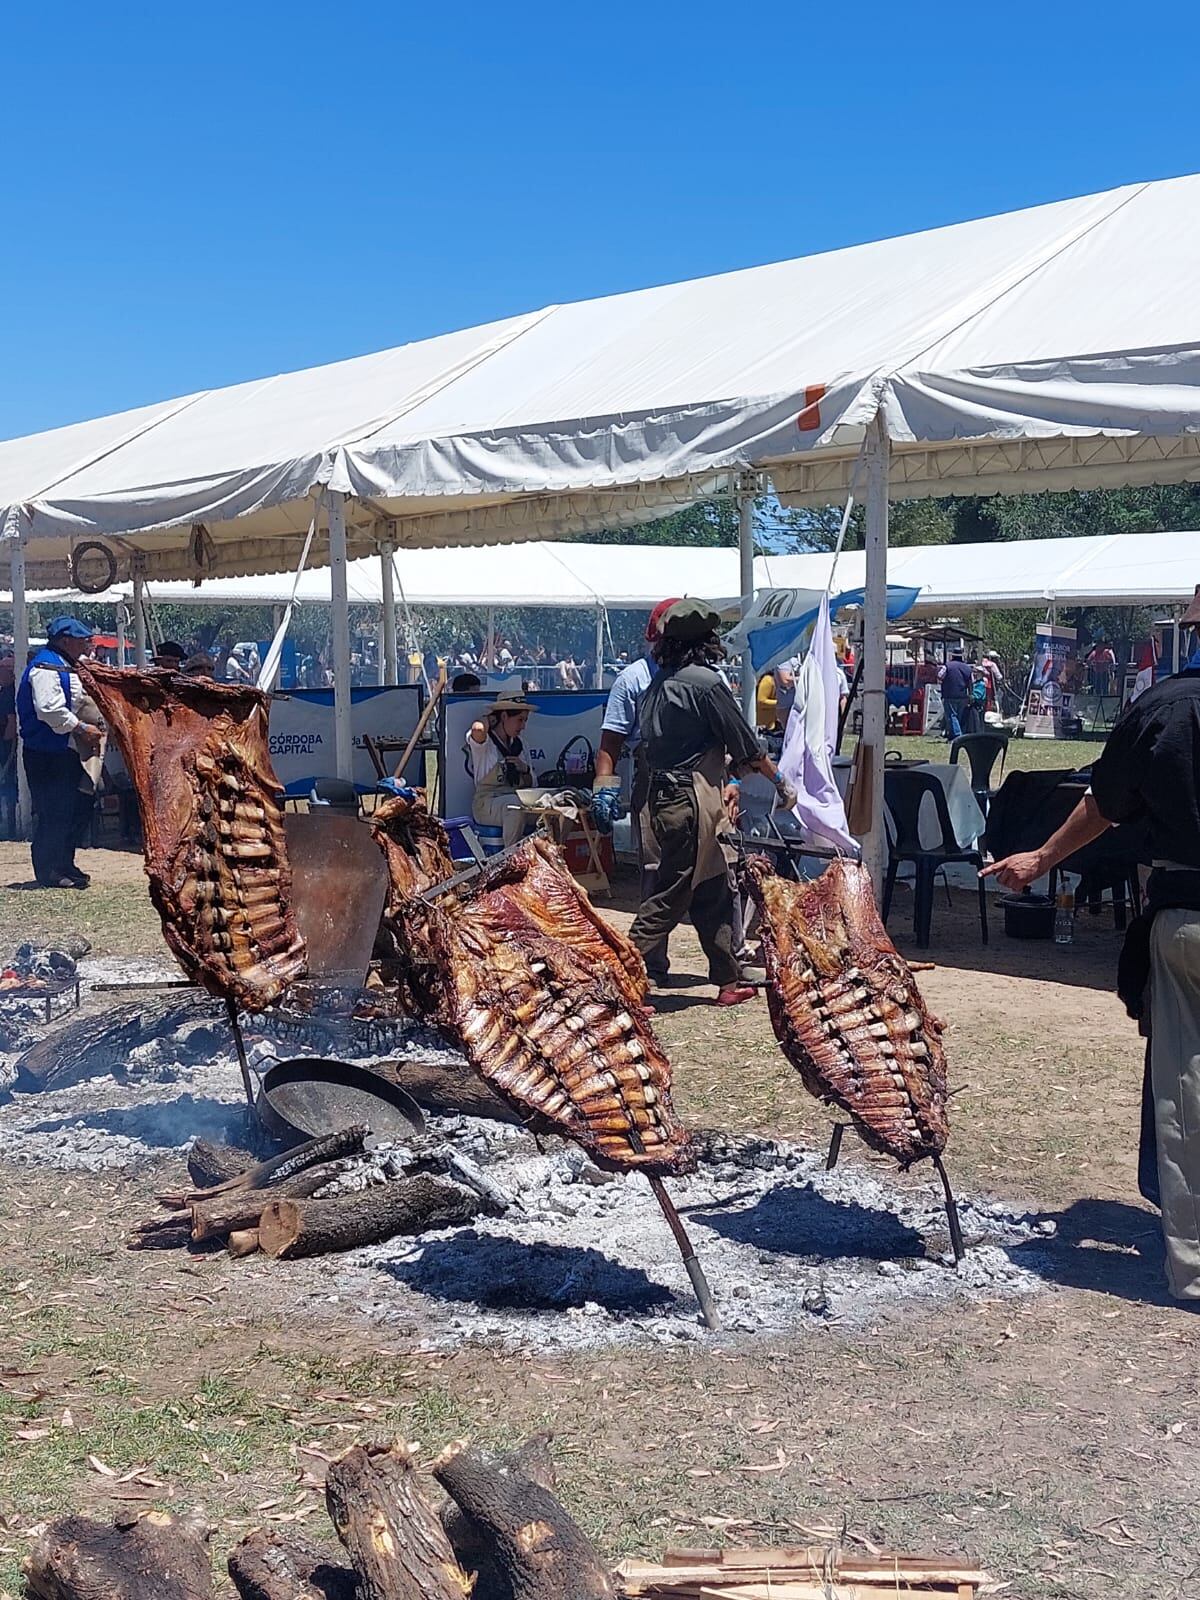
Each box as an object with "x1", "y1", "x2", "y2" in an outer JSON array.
[
  {"x1": 26, "y1": 1432, "x2": 989, "y2": 1600},
  {"x1": 1, "y1": 990, "x2": 1045, "y2": 1351}
]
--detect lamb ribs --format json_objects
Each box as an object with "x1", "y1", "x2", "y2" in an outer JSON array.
[
  {"x1": 80, "y1": 661, "x2": 306, "y2": 1011},
  {"x1": 740, "y1": 855, "x2": 949, "y2": 1167},
  {"x1": 371, "y1": 798, "x2": 689, "y2": 1175}
]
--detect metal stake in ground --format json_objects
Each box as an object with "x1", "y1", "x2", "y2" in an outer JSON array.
[
  {"x1": 647, "y1": 1175, "x2": 720, "y2": 1330},
  {"x1": 932, "y1": 1154, "x2": 966, "y2": 1264},
  {"x1": 826, "y1": 1123, "x2": 845, "y2": 1170},
  {"x1": 225, "y1": 997, "x2": 257, "y2": 1110}
]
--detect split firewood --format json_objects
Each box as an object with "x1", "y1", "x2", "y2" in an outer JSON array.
[
  {"x1": 259, "y1": 1174, "x2": 481, "y2": 1260},
  {"x1": 325, "y1": 1441, "x2": 473, "y2": 1600},
  {"x1": 434, "y1": 1439, "x2": 614, "y2": 1600},
  {"x1": 441, "y1": 1433, "x2": 557, "y2": 1600},
  {"x1": 14, "y1": 995, "x2": 223, "y2": 1093},
  {"x1": 177, "y1": 1124, "x2": 369, "y2": 1203},
  {"x1": 227, "y1": 1228, "x2": 261, "y2": 1257},
  {"x1": 25, "y1": 1508, "x2": 212, "y2": 1599},
  {"x1": 188, "y1": 1137, "x2": 255, "y2": 1189},
  {"x1": 189, "y1": 1160, "x2": 357, "y2": 1242},
  {"x1": 227, "y1": 1526, "x2": 357, "y2": 1600}
]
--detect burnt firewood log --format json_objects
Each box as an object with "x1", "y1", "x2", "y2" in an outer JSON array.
[
  {"x1": 325, "y1": 1442, "x2": 472, "y2": 1600},
  {"x1": 187, "y1": 1137, "x2": 253, "y2": 1189},
  {"x1": 25, "y1": 1508, "x2": 212, "y2": 1599},
  {"x1": 440, "y1": 1433, "x2": 557, "y2": 1600},
  {"x1": 434, "y1": 1440, "x2": 614, "y2": 1600},
  {"x1": 258, "y1": 1175, "x2": 480, "y2": 1260},
  {"x1": 14, "y1": 996, "x2": 222, "y2": 1093},
  {"x1": 227, "y1": 1526, "x2": 358, "y2": 1600}
]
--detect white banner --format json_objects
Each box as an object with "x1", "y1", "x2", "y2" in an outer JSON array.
[
  {"x1": 269, "y1": 685, "x2": 425, "y2": 794},
  {"x1": 440, "y1": 691, "x2": 610, "y2": 819}
]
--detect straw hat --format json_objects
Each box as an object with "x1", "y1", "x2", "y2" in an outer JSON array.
[{"x1": 488, "y1": 693, "x2": 532, "y2": 715}]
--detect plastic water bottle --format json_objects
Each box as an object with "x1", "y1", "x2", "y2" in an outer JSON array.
[{"x1": 1054, "y1": 891, "x2": 1074, "y2": 946}]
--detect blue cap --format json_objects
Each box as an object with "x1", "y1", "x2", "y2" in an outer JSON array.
[{"x1": 46, "y1": 616, "x2": 94, "y2": 640}]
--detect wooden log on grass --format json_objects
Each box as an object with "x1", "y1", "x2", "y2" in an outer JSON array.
[
  {"x1": 441, "y1": 1433, "x2": 558, "y2": 1600},
  {"x1": 25, "y1": 1509, "x2": 212, "y2": 1599},
  {"x1": 326, "y1": 1441, "x2": 473, "y2": 1600},
  {"x1": 227, "y1": 1526, "x2": 357, "y2": 1600},
  {"x1": 434, "y1": 1439, "x2": 614, "y2": 1600},
  {"x1": 227, "y1": 1228, "x2": 261, "y2": 1258},
  {"x1": 259, "y1": 1174, "x2": 480, "y2": 1259}
]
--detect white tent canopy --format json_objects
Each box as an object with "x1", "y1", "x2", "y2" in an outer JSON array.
[
  {"x1": 5, "y1": 171, "x2": 1200, "y2": 879},
  {"x1": 3, "y1": 173, "x2": 1200, "y2": 590}
]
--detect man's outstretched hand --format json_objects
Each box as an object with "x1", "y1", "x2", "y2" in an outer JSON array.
[{"x1": 979, "y1": 851, "x2": 1044, "y2": 892}]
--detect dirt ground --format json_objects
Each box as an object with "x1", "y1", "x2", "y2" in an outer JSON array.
[{"x1": 1, "y1": 839, "x2": 1197, "y2": 1600}]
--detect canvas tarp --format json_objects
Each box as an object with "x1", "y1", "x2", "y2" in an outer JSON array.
[{"x1": 3, "y1": 174, "x2": 1200, "y2": 588}]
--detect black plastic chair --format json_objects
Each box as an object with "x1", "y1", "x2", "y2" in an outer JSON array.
[
  {"x1": 949, "y1": 732, "x2": 1009, "y2": 815},
  {"x1": 882, "y1": 769, "x2": 988, "y2": 949},
  {"x1": 309, "y1": 776, "x2": 360, "y2": 816}
]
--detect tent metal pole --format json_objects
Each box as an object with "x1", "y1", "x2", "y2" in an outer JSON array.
[
  {"x1": 328, "y1": 491, "x2": 354, "y2": 781},
  {"x1": 862, "y1": 413, "x2": 890, "y2": 898},
  {"x1": 11, "y1": 527, "x2": 30, "y2": 839},
  {"x1": 485, "y1": 606, "x2": 496, "y2": 673},
  {"x1": 594, "y1": 603, "x2": 605, "y2": 689},
  {"x1": 380, "y1": 548, "x2": 398, "y2": 686},
  {"x1": 132, "y1": 571, "x2": 147, "y2": 666},
  {"x1": 738, "y1": 479, "x2": 756, "y2": 723},
  {"x1": 1172, "y1": 609, "x2": 1181, "y2": 675}
]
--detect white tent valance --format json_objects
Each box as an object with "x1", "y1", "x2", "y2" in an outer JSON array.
[{"x1": 3, "y1": 527, "x2": 1196, "y2": 616}]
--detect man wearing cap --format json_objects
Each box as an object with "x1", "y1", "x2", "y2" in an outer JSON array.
[
  {"x1": 937, "y1": 649, "x2": 973, "y2": 740},
  {"x1": 984, "y1": 583, "x2": 1200, "y2": 1304},
  {"x1": 16, "y1": 617, "x2": 102, "y2": 889},
  {"x1": 592, "y1": 599, "x2": 678, "y2": 978},
  {"x1": 154, "y1": 639, "x2": 188, "y2": 670},
  {"x1": 629, "y1": 599, "x2": 796, "y2": 1006}
]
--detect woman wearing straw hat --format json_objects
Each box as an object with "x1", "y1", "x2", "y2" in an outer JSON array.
[{"x1": 466, "y1": 693, "x2": 534, "y2": 847}]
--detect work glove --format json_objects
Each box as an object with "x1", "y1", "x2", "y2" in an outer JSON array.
[{"x1": 590, "y1": 779, "x2": 625, "y2": 835}]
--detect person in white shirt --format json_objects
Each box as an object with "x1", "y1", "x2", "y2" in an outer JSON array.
[
  {"x1": 15, "y1": 617, "x2": 102, "y2": 889},
  {"x1": 465, "y1": 693, "x2": 534, "y2": 846}
]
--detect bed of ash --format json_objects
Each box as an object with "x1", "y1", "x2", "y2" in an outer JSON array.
[{"x1": 0, "y1": 960, "x2": 1052, "y2": 1351}]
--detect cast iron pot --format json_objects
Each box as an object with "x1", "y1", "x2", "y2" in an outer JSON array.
[{"x1": 256, "y1": 1056, "x2": 425, "y2": 1147}]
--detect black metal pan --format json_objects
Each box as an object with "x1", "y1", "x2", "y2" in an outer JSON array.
[{"x1": 257, "y1": 1056, "x2": 425, "y2": 1146}]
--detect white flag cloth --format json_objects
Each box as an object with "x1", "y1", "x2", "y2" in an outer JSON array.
[{"x1": 777, "y1": 594, "x2": 857, "y2": 854}]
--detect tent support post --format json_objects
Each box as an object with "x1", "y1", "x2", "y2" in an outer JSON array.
[
  {"x1": 862, "y1": 413, "x2": 890, "y2": 898},
  {"x1": 116, "y1": 606, "x2": 128, "y2": 667},
  {"x1": 132, "y1": 571, "x2": 147, "y2": 666},
  {"x1": 380, "y1": 548, "x2": 398, "y2": 686},
  {"x1": 328, "y1": 491, "x2": 354, "y2": 781},
  {"x1": 485, "y1": 606, "x2": 496, "y2": 672},
  {"x1": 738, "y1": 478, "x2": 756, "y2": 723},
  {"x1": 1172, "y1": 610, "x2": 1181, "y2": 675},
  {"x1": 11, "y1": 527, "x2": 30, "y2": 839},
  {"x1": 594, "y1": 603, "x2": 605, "y2": 689}
]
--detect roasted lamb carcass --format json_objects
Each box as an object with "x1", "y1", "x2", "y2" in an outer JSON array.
[
  {"x1": 371, "y1": 798, "x2": 687, "y2": 1174},
  {"x1": 740, "y1": 854, "x2": 948, "y2": 1167},
  {"x1": 80, "y1": 661, "x2": 306, "y2": 1010}
]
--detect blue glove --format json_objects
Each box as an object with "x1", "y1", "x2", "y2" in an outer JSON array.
[
  {"x1": 377, "y1": 779, "x2": 419, "y2": 800},
  {"x1": 590, "y1": 783, "x2": 625, "y2": 835}
]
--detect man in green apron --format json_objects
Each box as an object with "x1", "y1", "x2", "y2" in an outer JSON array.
[{"x1": 629, "y1": 600, "x2": 796, "y2": 1007}]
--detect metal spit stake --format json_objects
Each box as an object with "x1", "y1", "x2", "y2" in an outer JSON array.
[
  {"x1": 623, "y1": 1121, "x2": 719, "y2": 1331},
  {"x1": 225, "y1": 996, "x2": 257, "y2": 1111},
  {"x1": 933, "y1": 1154, "x2": 966, "y2": 1264}
]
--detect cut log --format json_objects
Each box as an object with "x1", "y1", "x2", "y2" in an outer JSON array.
[
  {"x1": 441, "y1": 1433, "x2": 556, "y2": 1600},
  {"x1": 325, "y1": 1441, "x2": 473, "y2": 1600},
  {"x1": 434, "y1": 1440, "x2": 614, "y2": 1600},
  {"x1": 192, "y1": 1125, "x2": 369, "y2": 1200},
  {"x1": 14, "y1": 995, "x2": 223, "y2": 1092},
  {"x1": 127, "y1": 1214, "x2": 194, "y2": 1251},
  {"x1": 25, "y1": 1508, "x2": 212, "y2": 1599},
  {"x1": 227, "y1": 1228, "x2": 261, "y2": 1258},
  {"x1": 190, "y1": 1160, "x2": 355, "y2": 1241},
  {"x1": 188, "y1": 1137, "x2": 253, "y2": 1189},
  {"x1": 228, "y1": 1526, "x2": 357, "y2": 1600},
  {"x1": 382, "y1": 1054, "x2": 521, "y2": 1124},
  {"x1": 259, "y1": 1175, "x2": 480, "y2": 1260}
]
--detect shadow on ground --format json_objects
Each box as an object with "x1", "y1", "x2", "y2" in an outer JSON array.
[
  {"x1": 692, "y1": 1181, "x2": 927, "y2": 1261},
  {"x1": 1011, "y1": 1195, "x2": 1173, "y2": 1305},
  {"x1": 382, "y1": 1232, "x2": 678, "y2": 1313}
]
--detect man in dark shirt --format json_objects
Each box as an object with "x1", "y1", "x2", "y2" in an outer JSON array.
[
  {"x1": 0, "y1": 649, "x2": 16, "y2": 839},
  {"x1": 984, "y1": 633, "x2": 1200, "y2": 1303},
  {"x1": 938, "y1": 651, "x2": 974, "y2": 740},
  {"x1": 629, "y1": 600, "x2": 795, "y2": 1006}
]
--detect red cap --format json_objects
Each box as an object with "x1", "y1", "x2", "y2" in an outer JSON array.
[{"x1": 646, "y1": 597, "x2": 682, "y2": 642}]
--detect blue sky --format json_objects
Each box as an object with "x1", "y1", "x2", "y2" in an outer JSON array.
[{"x1": 4, "y1": 0, "x2": 1198, "y2": 440}]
